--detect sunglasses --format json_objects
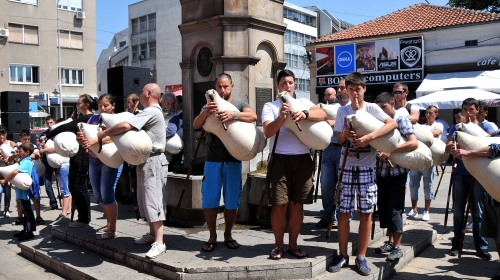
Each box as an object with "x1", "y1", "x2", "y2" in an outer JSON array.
[{"x1": 392, "y1": 90, "x2": 404, "y2": 95}]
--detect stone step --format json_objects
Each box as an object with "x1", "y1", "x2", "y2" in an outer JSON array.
[
  {"x1": 41, "y1": 214, "x2": 403, "y2": 279},
  {"x1": 313, "y1": 224, "x2": 437, "y2": 279},
  {"x1": 19, "y1": 235, "x2": 160, "y2": 280}
]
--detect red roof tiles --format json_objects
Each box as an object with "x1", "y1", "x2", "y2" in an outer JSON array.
[{"x1": 313, "y1": 3, "x2": 500, "y2": 44}]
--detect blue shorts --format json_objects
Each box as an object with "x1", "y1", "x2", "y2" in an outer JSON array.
[{"x1": 201, "y1": 161, "x2": 242, "y2": 210}]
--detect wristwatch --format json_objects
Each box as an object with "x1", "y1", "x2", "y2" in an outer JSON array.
[
  {"x1": 233, "y1": 110, "x2": 240, "y2": 120},
  {"x1": 302, "y1": 110, "x2": 309, "y2": 120}
]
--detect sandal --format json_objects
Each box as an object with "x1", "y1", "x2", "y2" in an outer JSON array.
[
  {"x1": 269, "y1": 248, "x2": 284, "y2": 260},
  {"x1": 96, "y1": 231, "x2": 117, "y2": 240},
  {"x1": 202, "y1": 242, "x2": 217, "y2": 252},
  {"x1": 96, "y1": 226, "x2": 110, "y2": 233},
  {"x1": 223, "y1": 239, "x2": 239, "y2": 249},
  {"x1": 287, "y1": 248, "x2": 308, "y2": 259}
]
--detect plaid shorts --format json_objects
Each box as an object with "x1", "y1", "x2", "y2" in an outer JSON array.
[{"x1": 338, "y1": 166, "x2": 377, "y2": 214}]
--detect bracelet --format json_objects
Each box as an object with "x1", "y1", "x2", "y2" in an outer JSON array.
[{"x1": 233, "y1": 110, "x2": 240, "y2": 120}]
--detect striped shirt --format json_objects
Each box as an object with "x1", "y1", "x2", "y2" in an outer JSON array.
[{"x1": 379, "y1": 114, "x2": 414, "y2": 177}]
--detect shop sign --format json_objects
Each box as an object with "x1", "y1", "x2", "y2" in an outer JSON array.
[
  {"x1": 316, "y1": 36, "x2": 424, "y2": 87},
  {"x1": 477, "y1": 58, "x2": 499, "y2": 66}
]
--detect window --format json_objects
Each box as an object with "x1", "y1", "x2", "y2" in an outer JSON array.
[
  {"x1": 139, "y1": 43, "x2": 147, "y2": 59},
  {"x1": 12, "y1": 0, "x2": 38, "y2": 5},
  {"x1": 8, "y1": 23, "x2": 39, "y2": 45},
  {"x1": 57, "y1": 0, "x2": 82, "y2": 11},
  {"x1": 139, "y1": 16, "x2": 147, "y2": 32},
  {"x1": 59, "y1": 30, "x2": 83, "y2": 49},
  {"x1": 148, "y1": 13, "x2": 156, "y2": 30},
  {"x1": 119, "y1": 41, "x2": 126, "y2": 48},
  {"x1": 131, "y1": 18, "x2": 138, "y2": 34},
  {"x1": 132, "y1": 45, "x2": 138, "y2": 61},
  {"x1": 291, "y1": 54, "x2": 298, "y2": 68},
  {"x1": 149, "y1": 41, "x2": 156, "y2": 58},
  {"x1": 284, "y1": 30, "x2": 290, "y2": 44},
  {"x1": 9, "y1": 65, "x2": 39, "y2": 84},
  {"x1": 60, "y1": 68, "x2": 84, "y2": 86},
  {"x1": 285, "y1": 53, "x2": 291, "y2": 66},
  {"x1": 291, "y1": 31, "x2": 297, "y2": 45}
]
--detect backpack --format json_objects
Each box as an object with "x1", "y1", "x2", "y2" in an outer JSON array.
[
  {"x1": 29, "y1": 163, "x2": 40, "y2": 198},
  {"x1": 405, "y1": 103, "x2": 413, "y2": 114}
]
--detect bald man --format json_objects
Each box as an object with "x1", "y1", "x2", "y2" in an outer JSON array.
[
  {"x1": 324, "y1": 87, "x2": 337, "y2": 104},
  {"x1": 98, "y1": 83, "x2": 168, "y2": 259}
]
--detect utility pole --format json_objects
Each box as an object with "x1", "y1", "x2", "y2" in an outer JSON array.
[{"x1": 56, "y1": 0, "x2": 63, "y2": 118}]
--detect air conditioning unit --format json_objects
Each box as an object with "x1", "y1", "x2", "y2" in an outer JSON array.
[
  {"x1": 0, "y1": 28, "x2": 9, "y2": 37},
  {"x1": 139, "y1": 55, "x2": 145, "y2": 60},
  {"x1": 76, "y1": 11, "x2": 85, "y2": 19}
]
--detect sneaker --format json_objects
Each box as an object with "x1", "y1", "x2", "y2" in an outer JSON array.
[
  {"x1": 17, "y1": 231, "x2": 35, "y2": 241},
  {"x1": 328, "y1": 254, "x2": 349, "y2": 273},
  {"x1": 386, "y1": 247, "x2": 404, "y2": 261},
  {"x1": 50, "y1": 205, "x2": 58, "y2": 210},
  {"x1": 13, "y1": 230, "x2": 25, "y2": 238},
  {"x1": 135, "y1": 232, "x2": 156, "y2": 245},
  {"x1": 374, "y1": 241, "x2": 394, "y2": 253},
  {"x1": 476, "y1": 249, "x2": 492, "y2": 260},
  {"x1": 466, "y1": 222, "x2": 473, "y2": 231},
  {"x1": 53, "y1": 214, "x2": 67, "y2": 224},
  {"x1": 146, "y1": 242, "x2": 166, "y2": 259},
  {"x1": 4, "y1": 211, "x2": 10, "y2": 218},
  {"x1": 421, "y1": 211, "x2": 430, "y2": 221},
  {"x1": 14, "y1": 217, "x2": 23, "y2": 225},
  {"x1": 407, "y1": 209, "x2": 418, "y2": 219},
  {"x1": 36, "y1": 217, "x2": 46, "y2": 225},
  {"x1": 68, "y1": 221, "x2": 89, "y2": 228},
  {"x1": 449, "y1": 246, "x2": 459, "y2": 256},
  {"x1": 355, "y1": 256, "x2": 372, "y2": 276}
]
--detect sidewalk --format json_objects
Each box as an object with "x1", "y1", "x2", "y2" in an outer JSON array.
[
  {"x1": 391, "y1": 167, "x2": 500, "y2": 280},
  {"x1": 1, "y1": 166, "x2": 499, "y2": 279}
]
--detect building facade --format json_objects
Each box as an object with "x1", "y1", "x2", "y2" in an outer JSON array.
[
  {"x1": 283, "y1": 2, "x2": 352, "y2": 99},
  {"x1": 97, "y1": 0, "x2": 182, "y2": 96},
  {"x1": 307, "y1": 3, "x2": 500, "y2": 123},
  {"x1": 0, "y1": 0, "x2": 96, "y2": 121}
]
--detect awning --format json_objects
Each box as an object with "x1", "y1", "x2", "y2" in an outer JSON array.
[
  {"x1": 416, "y1": 70, "x2": 500, "y2": 98},
  {"x1": 408, "y1": 88, "x2": 500, "y2": 110}
]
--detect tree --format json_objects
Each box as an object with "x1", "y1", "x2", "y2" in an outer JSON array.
[{"x1": 447, "y1": 0, "x2": 500, "y2": 13}]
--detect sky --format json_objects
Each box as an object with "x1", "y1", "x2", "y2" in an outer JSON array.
[{"x1": 95, "y1": 0, "x2": 451, "y2": 60}]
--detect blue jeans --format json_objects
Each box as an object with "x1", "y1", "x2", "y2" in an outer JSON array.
[
  {"x1": 55, "y1": 163, "x2": 70, "y2": 197},
  {"x1": 0, "y1": 182, "x2": 11, "y2": 210},
  {"x1": 409, "y1": 166, "x2": 435, "y2": 201},
  {"x1": 89, "y1": 160, "x2": 123, "y2": 206},
  {"x1": 452, "y1": 174, "x2": 488, "y2": 251},
  {"x1": 320, "y1": 144, "x2": 342, "y2": 221},
  {"x1": 42, "y1": 161, "x2": 58, "y2": 207}
]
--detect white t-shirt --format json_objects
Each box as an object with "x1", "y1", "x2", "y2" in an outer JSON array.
[
  {"x1": 435, "y1": 119, "x2": 449, "y2": 143},
  {"x1": 396, "y1": 104, "x2": 419, "y2": 118},
  {"x1": 333, "y1": 102, "x2": 390, "y2": 168},
  {"x1": 423, "y1": 121, "x2": 444, "y2": 141},
  {"x1": 261, "y1": 98, "x2": 315, "y2": 155}
]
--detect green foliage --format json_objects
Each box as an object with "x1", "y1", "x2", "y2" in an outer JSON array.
[{"x1": 447, "y1": 0, "x2": 500, "y2": 13}]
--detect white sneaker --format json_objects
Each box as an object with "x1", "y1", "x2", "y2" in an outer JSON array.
[
  {"x1": 146, "y1": 242, "x2": 166, "y2": 259},
  {"x1": 422, "y1": 211, "x2": 430, "y2": 221},
  {"x1": 407, "y1": 209, "x2": 418, "y2": 219},
  {"x1": 4, "y1": 211, "x2": 10, "y2": 218},
  {"x1": 135, "y1": 232, "x2": 155, "y2": 245}
]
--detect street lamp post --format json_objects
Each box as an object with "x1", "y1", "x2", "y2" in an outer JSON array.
[{"x1": 56, "y1": 0, "x2": 63, "y2": 118}]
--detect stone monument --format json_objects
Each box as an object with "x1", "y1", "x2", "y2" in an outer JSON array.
[{"x1": 168, "y1": 0, "x2": 286, "y2": 225}]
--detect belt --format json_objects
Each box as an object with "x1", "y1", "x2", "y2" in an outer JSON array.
[{"x1": 330, "y1": 142, "x2": 342, "y2": 147}]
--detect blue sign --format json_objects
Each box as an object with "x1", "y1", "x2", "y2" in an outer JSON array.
[
  {"x1": 29, "y1": 102, "x2": 38, "y2": 113},
  {"x1": 335, "y1": 44, "x2": 355, "y2": 74}
]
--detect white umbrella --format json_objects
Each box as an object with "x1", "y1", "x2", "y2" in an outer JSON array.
[{"x1": 408, "y1": 88, "x2": 500, "y2": 110}]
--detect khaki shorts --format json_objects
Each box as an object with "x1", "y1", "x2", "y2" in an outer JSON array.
[{"x1": 268, "y1": 153, "x2": 314, "y2": 205}]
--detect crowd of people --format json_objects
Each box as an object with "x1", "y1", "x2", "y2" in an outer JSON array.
[{"x1": 0, "y1": 69, "x2": 498, "y2": 276}]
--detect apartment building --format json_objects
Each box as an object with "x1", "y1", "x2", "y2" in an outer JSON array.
[
  {"x1": 0, "y1": 0, "x2": 96, "y2": 120},
  {"x1": 283, "y1": 2, "x2": 352, "y2": 99}
]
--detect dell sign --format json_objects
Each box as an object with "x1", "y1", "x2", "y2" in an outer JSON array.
[{"x1": 335, "y1": 44, "x2": 355, "y2": 74}]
